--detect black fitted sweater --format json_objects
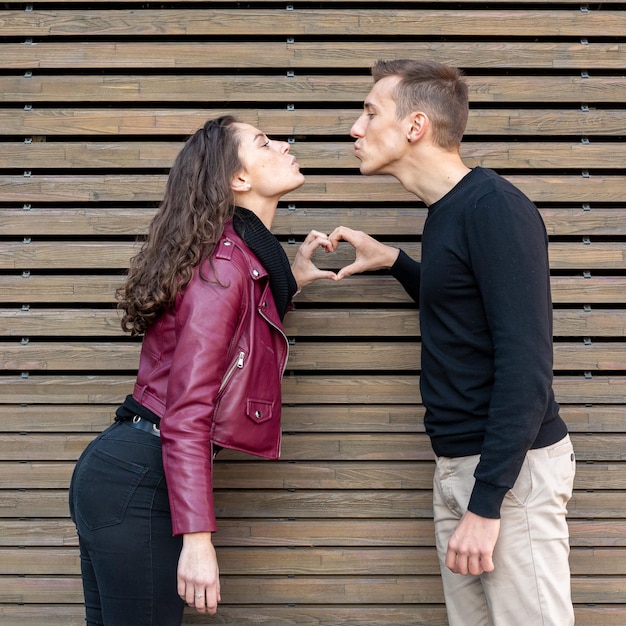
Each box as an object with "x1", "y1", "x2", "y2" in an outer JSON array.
[{"x1": 391, "y1": 167, "x2": 567, "y2": 519}]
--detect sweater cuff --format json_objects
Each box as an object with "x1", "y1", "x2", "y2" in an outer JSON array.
[
  {"x1": 389, "y1": 248, "x2": 413, "y2": 280},
  {"x1": 467, "y1": 480, "x2": 509, "y2": 519}
]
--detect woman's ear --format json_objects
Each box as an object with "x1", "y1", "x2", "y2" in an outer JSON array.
[{"x1": 231, "y1": 174, "x2": 251, "y2": 192}]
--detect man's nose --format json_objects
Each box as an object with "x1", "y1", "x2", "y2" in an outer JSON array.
[{"x1": 350, "y1": 118, "x2": 364, "y2": 138}]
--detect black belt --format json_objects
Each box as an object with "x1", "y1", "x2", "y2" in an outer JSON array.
[
  {"x1": 121, "y1": 415, "x2": 161, "y2": 438},
  {"x1": 120, "y1": 415, "x2": 223, "y2": 458}
]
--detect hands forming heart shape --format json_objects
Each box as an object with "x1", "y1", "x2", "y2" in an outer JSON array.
[{"x1": 291, "y1": 226, "x2": 401, "y2": 291}]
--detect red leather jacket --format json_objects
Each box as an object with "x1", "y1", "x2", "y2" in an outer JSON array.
[{"x1": 132, "y1": 222, "x2": 289, "y2": 534}]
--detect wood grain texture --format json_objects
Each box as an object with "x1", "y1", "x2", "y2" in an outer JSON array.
[
  {"x1": 0, "y1": 1, "x2": 624, "y2": 623},
  {"x1": 3, "y1": 9, "x2": 625, "y2": 38},
  {"x1": 4, "y1": 41, "x2": 626, "y2": 70},
  {"x1": 3, "y1": 78, "x2": 626, "y2": 105}
]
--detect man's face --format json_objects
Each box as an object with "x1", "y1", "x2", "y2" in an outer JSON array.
[{"x1": 350, "y1": 76, "x2": 410, "y2": 176}]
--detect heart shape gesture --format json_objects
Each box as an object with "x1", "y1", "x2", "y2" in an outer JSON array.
[{"x1": 328, "y1": 226, "x2": 400, "y2": 280}]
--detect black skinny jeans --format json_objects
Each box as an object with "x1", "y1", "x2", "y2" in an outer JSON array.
[{"x1": 69, "y1": 421, "x2": 184, "y2": 626}]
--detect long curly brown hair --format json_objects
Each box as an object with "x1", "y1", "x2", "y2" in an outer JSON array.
[{"x1": 117, "y1": 116, "x2": 242, "y2": 335}]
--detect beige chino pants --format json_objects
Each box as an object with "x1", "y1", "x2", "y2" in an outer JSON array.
[{"x1": 433, "y1": 435, "x2": 576, "y2": 626}]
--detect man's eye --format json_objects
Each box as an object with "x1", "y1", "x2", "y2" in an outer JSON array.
[{"x1": 262, "y1": 140, "x2": 270, "y2": 148}]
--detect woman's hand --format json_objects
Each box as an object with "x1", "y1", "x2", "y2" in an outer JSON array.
[
  {"x1": 177, "y1": 532, "x2": 221, "y2": 614},
  {"x1": 291, "y1": 230, "x2": 338, "y2": 293}
]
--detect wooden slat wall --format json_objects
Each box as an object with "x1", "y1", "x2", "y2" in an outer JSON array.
[{"x1": 1, "y1": 1, "x2": 625, "y2": 624}]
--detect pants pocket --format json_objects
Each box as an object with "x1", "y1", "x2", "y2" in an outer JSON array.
[
  {"x1": 505, "y1": 456, "x2": 533, "y2": 507},
  {"x1": 71, "y1": 446, "x2": 149, "y2": 531}
]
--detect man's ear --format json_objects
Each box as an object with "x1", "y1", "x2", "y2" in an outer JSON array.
[{"x1": 406, "y1": 111, "x2": 429, "y2": 143}]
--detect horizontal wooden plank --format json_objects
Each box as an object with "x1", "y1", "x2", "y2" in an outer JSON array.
[
  {"x1": 3, "y1": 458, "x2": 625, "y2": 490},
  {"x1": 3, "y1": 488, "x2": 626, "y2": 520},
  {"x1": 0, "y1": 518, "x2": 432, "y2": 548},
  {"x1": 3, "y1": 518, "x2": 626, "y2": 550},
  {"x1": 54, "y1": 573, "x2": 626, "y2": 613},
  {"x1": 541, "y1": 209, "x2": 626, "y2": 237},
  {"x1": 0, "y1": 574, "x2": 443, "y2": 605},
  {"x1": 0, "y1": 604, "x2": 446, "y2": 626},
  {"x1": 2, "y1": 240, "x2": 624, "y2": 271},
  {"x1": 1, "y1": 275, "x2": 624, "y2": 305},
  {"x1": 281, "y1": 374, "x2": 626, "y2": 405},
  {"x1": 1, "y1": 341, "x2": 624, "y2": 372},
  {"x1": 300, "y1": 276, "x2": 626, "y2": 305},
  {"x1": 553, "y1": 343, "x2": 626, "y2": 370},
  {"x1": 564, "y1": 405, "x2": 626, "y2": 433},
  {"x1": 575, "y1": 464, "x2": 626, "y2": 490},
  {"x1": 4, "y1": 544, "x2": 419, "y2": 575},
  {"x1": 1, "y1": 488, "x2": 437, "y2": 519},
  {"x1": 4, "y1": 9, "x2": 624, "y2": 38},
  {"x1": 2, "y1": 207, "x2": 626, "y2": 238},
  {"x1": 1, "y1": 545, "x2": 623, "y2": 577},
  {"x1": 1, "y1": 431, "x2": 624, "y2": 463},
  {"x1": 1, "y1": 307, "x2": 623, "y2": 338},
  {"x1": 0, "y1": 545, "x2": 443, "y2": 576},
  {"x1": 572, "y1": 579, "x2": 626, "y2": 606},
  {"x1": 4, "y1": 41, "x2": 625, "y2": 70},
  {"x1": 552, "y1": 310, "x2": 626, "y2": 337},
  {"x1": 0, "y1": 374, "x2": 624, "y2": 405},
  {"x1": 3, "y1": 79, "x2": 626, "y2": 108},
  {"x1": 3, "y1": 459, "x2": 436, "y2": 489},
  {"x1": 0, "y1": 404, "x2": 117, "y2": 433},
  {"x1": 0, "y1": 432, "x2": 436, "y2": 462},
  {"x1": 0, "y1": 521, "x2": 79, "y2": 547},
  {"x1": 0, "y1": 174, "x2": 626, "y2": 203},
  {"x1": 0, "y1": 308, "x2": 421, "y2": 338},
  {"x1": 0, "y1": 308, "x2": 126, "y2": 337},
  {"x1": 0, "y1": 107, "x2": 626, "y2": 139},
  {"x1": 0, "y1": 604, "x2": 624, "y2": 626},
  {"x1": 3, "y1": 141, "x2": 625, "y2": 171},
  {"x1": 0, "y1": 242, "x2": 141, "y2": 270},
  {"x1": 0, "y1": 404, "x2": 622, "y2": 435},
  {"x1": 13, "y1": 0, "x2": 626, "y2": 4},
  {"x1": 2, "y1": 174, "x2": 625, "y2": 204}
]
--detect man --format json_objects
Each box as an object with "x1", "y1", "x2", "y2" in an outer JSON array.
[{"x1": 330, "y1": 59, "x2": 575, "y2": 625}]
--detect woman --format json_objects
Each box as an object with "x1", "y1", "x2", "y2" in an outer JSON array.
[{"x1": 69, "y1": 116, "x2": 337, "y2": 625}]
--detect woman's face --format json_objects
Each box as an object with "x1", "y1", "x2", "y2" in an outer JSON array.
[{"x1": 233, "y1": 123, "x2": 305, "y2": 200}]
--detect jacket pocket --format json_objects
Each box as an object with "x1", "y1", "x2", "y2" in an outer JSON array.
[
  {"x1": 71, "y1": 446, "x2": 148, "y2": 531},
  {"x1": 218, "y1": 350, "x2": 246, "y2": 395},
  {"x1": 246, "y1": 399, "x2": 274, "y2": 424}
]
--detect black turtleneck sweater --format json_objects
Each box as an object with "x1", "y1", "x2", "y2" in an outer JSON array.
[
  {"x1": 391, "y1": 167, "x2": 567, "y2": 519},
  {"x1": 232, "y1": 206, "x2": 297, "y2": 321}
]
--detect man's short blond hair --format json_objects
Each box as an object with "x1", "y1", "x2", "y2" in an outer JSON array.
[{"x1": 372, "y1": 59, "x2": 469, "y2": 150}]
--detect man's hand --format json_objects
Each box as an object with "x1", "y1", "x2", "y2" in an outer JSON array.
[
  {"x1": 329, "y1": 226, "x2": 399, "y2": 279},
  {"x1": 445, "y1": 511, "x2": 500, "y2": 576},
  {"x1": 291, "y1": 230, "x2": 338, "y2": 292},
  {"x1": 178, "y1": 532, "x2": 221, "y2": 614}
]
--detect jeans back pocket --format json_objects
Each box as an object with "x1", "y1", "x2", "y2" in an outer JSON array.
[{"x1": 71, "y1": 446, "x2": 149, "y2": 531}]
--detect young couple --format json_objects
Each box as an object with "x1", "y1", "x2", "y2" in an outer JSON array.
[{"x1": 70, "y1": 59, "x2": 575, "y2": 626}]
